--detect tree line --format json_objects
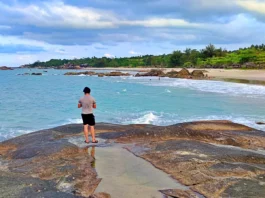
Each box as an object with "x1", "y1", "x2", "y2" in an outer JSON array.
[{"x1": 24, "y1": 44, "x2": 265, "y2": 69}]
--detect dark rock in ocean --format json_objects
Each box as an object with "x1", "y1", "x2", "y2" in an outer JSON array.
[
  {"x1": 256, "y1": 122, "x2": 265, "y2": 125},
  {"x1": 135, "y1": 69, "x2": 165, "y2": 77},
  {"x1": 1, "y1": 121, "x2": 265, "y2": 198},
  {"x1": 0, "y1": 66, "x2": 13, "y2": 70},
  {"x1": 31, "y1": 73, "x2": 42, "y2": 75}
]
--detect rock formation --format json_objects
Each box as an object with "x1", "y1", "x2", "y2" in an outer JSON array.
[
  {"x1": 1, "y1": 121, "x2": 265, "y2": 197},
  {"x1": 0, "y1": 66, "x2": 13, "y2": 70},
  {"x1": 64, "y1": 71, "x2": 130, "y2": 77},
  {"x1": 135, "y1": 69, "x2": 165, "y2": 77},
  {"x1": 135, "y1": 69, "x2": 206, "y2": 79}
]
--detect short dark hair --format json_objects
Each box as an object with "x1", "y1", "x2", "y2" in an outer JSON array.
[{"x1": 83, "y1": 87, "x2": 91, "y2": 94}]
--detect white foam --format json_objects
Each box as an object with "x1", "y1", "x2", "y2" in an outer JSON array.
[
  {"x1": 127, "y1": 112, "x2": 159, "y2": 124},
  {"x1": 66, "y1": 118, "x2": 83, "y2": 124},
  {"x1": 165, "y1": 89, "x2": 171, "y2": 93},
  {"x1": 126, "y1": 77, "x2": 265, "y2": 98}
]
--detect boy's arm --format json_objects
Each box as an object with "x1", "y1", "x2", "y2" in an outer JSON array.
[
  {"x1": 78, "y1": 99, "x2": 82, "y2": 108},
  {"x1": 93, "y1": 99, "x2": 96, "y2": 109}
]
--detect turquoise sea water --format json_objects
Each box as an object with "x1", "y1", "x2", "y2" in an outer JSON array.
[{"x1": 1, "y1": 69, "x2": 265, "y2": 141}]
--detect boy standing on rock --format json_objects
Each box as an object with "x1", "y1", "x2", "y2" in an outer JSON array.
[{"x1": 78, "y1": 87, "x2": 98, "y2": 143}]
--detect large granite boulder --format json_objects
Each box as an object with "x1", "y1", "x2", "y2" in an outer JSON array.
[
  {"x1": 191, "y1": 70, "x2": 205, "y2": 78},
  {"x1": 1, "y1": 121, "x2": 265, "y2": 198},
  {"x1": 177, "y1": 68, "x2": 191, "y2": 78},
  {"x1": 165, "y1": 70, "x2": 179, "y2": 78}
]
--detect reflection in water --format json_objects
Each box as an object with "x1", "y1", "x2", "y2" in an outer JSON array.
[
  {"x1": 94, "y1": 146, "x2": 187, "y2": 198},
  {"x1": 88, "y1": 146, "x2": 96, "y2": 168}
]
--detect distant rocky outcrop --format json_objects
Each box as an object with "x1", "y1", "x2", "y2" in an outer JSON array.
[
  {"x1": 135, "y1": 69, "x2": 206, "y2": 79},
  {"x1": 0, "y1": 66, "x2": 13, "y2": 70},
  {"x1": 64, "y1": 71, "x2": 96, "y2": 76},
  {"x1": 64, "y1": 71, "x2": 130, "y2": 77},
  {"x1": 18, "y1": 73, "x2": 42, "y2": 76},
  {"x1": 104, "y1": 71, "x2": 130, "y2": 77},
  {"x1": 135, "y1": 69, "x2": 165, "y2": 77}
]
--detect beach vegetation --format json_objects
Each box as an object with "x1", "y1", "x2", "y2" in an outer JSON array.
[{"x1": 24, "y1": 44, "x2": 265, "y2": 69}]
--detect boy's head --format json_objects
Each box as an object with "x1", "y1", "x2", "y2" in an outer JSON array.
[{"x1": 83, "y1": 87, "x2": 91, "y2": 94}]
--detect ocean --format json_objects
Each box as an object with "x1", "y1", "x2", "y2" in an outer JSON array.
[{"x1": 1, "y1": 69, "x2": 265, "y2": 141}]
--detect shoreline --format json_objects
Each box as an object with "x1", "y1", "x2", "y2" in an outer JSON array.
[
  {"x1": 83, "y1": 67, "x2": 265, "y2": 85},
  {"x1": 80, "y1": 67, "x2": 265, "y2": 82},
  {"x1": 16, "y1": 67, "x2": 265, "y2": 84}
]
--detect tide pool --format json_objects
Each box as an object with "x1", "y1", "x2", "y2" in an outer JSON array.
[{"x1": 1, "y1": 69, "x2": 265, "y2": 141}]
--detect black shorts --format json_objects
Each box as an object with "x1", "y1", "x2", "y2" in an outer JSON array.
[{"x1": 81, "y1": 114, "x2": 95, "y2": 126}]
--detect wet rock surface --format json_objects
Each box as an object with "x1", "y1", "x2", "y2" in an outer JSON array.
[{"x1": 1, "y1": 121, "x2": 265, "y2": 197}]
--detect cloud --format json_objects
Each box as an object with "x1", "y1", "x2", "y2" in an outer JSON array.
[
  {"x1": 0, "y1": 1, "x2": 206, "y2": 29},
  {"x1": 236, "y1": 0, "x2": 265, "y2": 15},
  {"x1": 129, "y1": 50, "x2": 141, "y2": 55},
  {"x1": 104, "y1": 53, "x2": 114, "y2": 58},
  {"x1": 1, "y1": 0, "x2": 265, "y2": 66}
]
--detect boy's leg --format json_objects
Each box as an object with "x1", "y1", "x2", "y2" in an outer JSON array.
[
  {"x1": 84, "y1": 125, "x2": 89, "y2": 142},
  {"x1": 90, "y1": 126, "x2": 96, "y2": 142}
]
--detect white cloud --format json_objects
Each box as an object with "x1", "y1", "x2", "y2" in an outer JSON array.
[
  {"x1": 129, "y1": 50, "x2": 141, "y2": 55},
  {"x1": 0, "y1": 1, "x2": 206, "y2": 29},
  {"x1": 236, "y1": 0, "x2": 265, "y2": 15},
  {"x1": 0, "y1": 1, "x2": 117, "y2": 29},
  {"x1": 121, "y1": 18, "x2": 201, "y2": 28},
  {"x1": 104, "y1": 53, "x2": 114, "y2": 58}
]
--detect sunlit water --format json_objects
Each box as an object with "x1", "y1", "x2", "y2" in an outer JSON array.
[{"x1": 1, "y1": 69, "x2": 265, "y2": 141}]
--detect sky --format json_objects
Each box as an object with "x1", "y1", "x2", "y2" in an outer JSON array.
[{"x1": 1, "y1": 0, "x2": 265, "y2": 66}]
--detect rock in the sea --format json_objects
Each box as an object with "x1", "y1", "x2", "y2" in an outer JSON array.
[
  {"x1": 31, "y1": 73, "x2": 42, "y2": 75},
  {"x1": 64, "y1": 71, "x2": 96, "y2": 76},
  {"x1": 105, "y1": 71, "x2": 130, "y2": 76},
  {"x1": 135, "y1": 69, "x2": 165, "y2": 77},
  {"x1": 0, "y1": 66, "x2": 13, "y2": 70},
  {"x1": 98, "y1": 73, "x2": 105, "y2": 77},
  {"x1": 177, "y1": 68, "x2": 191, "y2": 78},
  {"x1": 256, "y1": 122, "x2": 265, "y2": 125},
  {"x1": 191, "y1": 70, "x2": 205, "y2": 78},
  {"x1": 166, "y1": 70, "x2": 179, "y2": 78}
]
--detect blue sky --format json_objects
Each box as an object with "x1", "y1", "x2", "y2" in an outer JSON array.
[{"x1": 0, "y1": 0, "x2": 265, "y2": 66}]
